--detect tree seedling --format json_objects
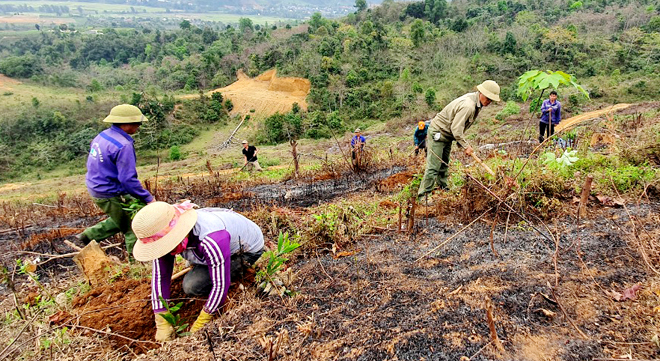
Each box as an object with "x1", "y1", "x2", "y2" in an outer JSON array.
[
  {"x1": 158, "y1": 296, "x2": 190, "y2": 337},
  {"x1": 122, "y1": 198, "x2": 147, "y2": 219},
  {"x1": 257, "y1": 232, "x2": 300, "y2": 296}
]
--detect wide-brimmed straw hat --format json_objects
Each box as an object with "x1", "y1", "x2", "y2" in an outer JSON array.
[
  {"x1": 132, "y1": 201, "x2": 198, "y2": 262},
  {"x1": 103, "y1": 104, "x2": 148, "y2": 123},
  {"x1": 476, "y1": 80, "x2": 501, "y2": 102}
]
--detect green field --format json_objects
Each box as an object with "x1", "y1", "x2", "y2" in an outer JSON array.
[{"x1": 0, "y1": 0, "x2": 294, "y2": 25}]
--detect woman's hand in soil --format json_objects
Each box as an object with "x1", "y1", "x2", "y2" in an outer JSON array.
[
  {"x1": 190, "y1": 310, "x2": 213, "y2": 333},
  {"x1": 154, "y1": 312, "x2": 176, "y2": 341}
]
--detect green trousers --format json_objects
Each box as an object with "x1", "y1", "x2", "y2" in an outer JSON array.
[
  {"x1": 418, "y1": 134, "x2": 453, "y2": 197},
  {"x1": 82, "y1": 195, "x2": 138, "y2": 255}
]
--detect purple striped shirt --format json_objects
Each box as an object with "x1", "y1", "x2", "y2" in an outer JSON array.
[{"x1": 151, "y1": 230, "x2": 231, "y2": 314}]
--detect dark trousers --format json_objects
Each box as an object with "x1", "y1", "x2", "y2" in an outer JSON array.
[
  {"x1": 539, "y1": 122, "x2": 555, "y2": 143},
  {"x1": 182, "y1": 249, "x2": 264, "y2": 296},
  {"x1": 415, "y1": 139, "x2": 427, "y2": 156}
]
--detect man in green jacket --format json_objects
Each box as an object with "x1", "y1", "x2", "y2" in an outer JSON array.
[{"x1": 417, "y1": 80, "x2": 500, "y2": 199}]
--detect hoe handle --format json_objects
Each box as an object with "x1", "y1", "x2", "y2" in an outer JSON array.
[{"x1": 470, "y1": 153, "x2": 496, "y2": 177}]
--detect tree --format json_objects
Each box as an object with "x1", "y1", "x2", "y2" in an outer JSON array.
[
  {"x1": 501, "y1": 31, "x2": 517, "y2": 55},
  {"x1": 239, "y1": 18, "x2": 253, "y2": 33},
  {"x1": 425, "y1": 87, "x2": 436, "y2": 107},
  {"x1": 355, "y1": 0, "x2": 367, "y2": 12},
  {"x1": 179, "y1": 20, "x2": 191, "y2": 30},
  {"x1": 410, "y1": 19, "x2": 425, "y2": 47},
  {"x1": 517, "y1": 70, "x2": 589, "y2": 111}
]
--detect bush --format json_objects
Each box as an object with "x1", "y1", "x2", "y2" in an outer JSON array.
[
  {"x1": 169, "y1": 145, "x2": 183, "y2": 161},
  {"x1": 495, "y1": 101, "x2": 521, "y2": 120},
  {"x1": 425, "y1": 87, "x2": 436, "y2": 107}
]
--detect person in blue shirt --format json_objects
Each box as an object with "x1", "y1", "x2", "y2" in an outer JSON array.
[
  {"x1": 77, "y1": 104, "x2": 154, "y2": 255},
  {"x1": 414, "y1": 121, "x2": 428, "y2": 156},
  {"x1": 539, "y1": 90, "x2": 561, "y2": 143},
  {"x1": 350, "y1": 128, "x2": 366, "y2": 168}
]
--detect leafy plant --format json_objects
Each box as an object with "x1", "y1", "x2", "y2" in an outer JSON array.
[
  {"x1": 158, "y1": 296, "x2": 190, "y2": 337},
  {"x1": 495, "y1": 101, "x2": 520, "y2": 120},
  {"x1": 542, "y1": 149, "x2": 579, "y2": 169},
  {"x1": 256, "y1": 232, "x2": 300, "y2": 296},
  {"x1": 122, "y1": 198, "x2": 147, "y2": 219},
  {"x1": 517, "y1": 70, "x2": 589, "y2": 102},
  {"x1": 169, "y1": 145, "x2": 183, "y2": 161}
]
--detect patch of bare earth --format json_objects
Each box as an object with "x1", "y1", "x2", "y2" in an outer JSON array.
[{"x1": 184, "y1": 69, "x2": 310, "y2": 117}]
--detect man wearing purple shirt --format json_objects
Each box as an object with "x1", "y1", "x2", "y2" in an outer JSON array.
[
  {"x1": 539, "y1": 90, "x2": 562, "y2": 143},
  {"x1": 131, "y1": 201, "x2": 265, "y2": 341},
  {"x1": 77, "y1": 104, "x2": 154, "y2": 255}
]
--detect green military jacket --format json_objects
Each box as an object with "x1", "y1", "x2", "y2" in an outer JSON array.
[{"x1": 429, "y1": 91, "x2": 483, "y2": 149}]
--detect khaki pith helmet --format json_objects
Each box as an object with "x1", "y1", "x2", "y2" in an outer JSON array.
[
  {"x1": 476, "y1": 80, "x2": 501, "y2": 102},
  {"x1": 102, "y1": 104, "x2": 148, "y2": 123}
]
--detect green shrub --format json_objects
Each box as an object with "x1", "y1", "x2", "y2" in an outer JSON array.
[
  {"x1": 495, "y1": 101, "x2": 521, "y2": 120},
  {"x1": 606, "y1": 165, "x2": 656, "y2": 192},
  {"x1": 169, "y1": 145, "x2": 183, "y2": 161}
]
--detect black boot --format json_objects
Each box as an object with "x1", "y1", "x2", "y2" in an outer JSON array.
[{"x1": 76, "y1": 233, "x2": 91, "y2": 246}]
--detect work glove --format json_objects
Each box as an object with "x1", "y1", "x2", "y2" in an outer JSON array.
[
  {"x1": 190, "y1": 310, "x2": 213, "y2": 333},
  {"x1": 154, "y1": 312, "x2": 175, "y2": 342}
]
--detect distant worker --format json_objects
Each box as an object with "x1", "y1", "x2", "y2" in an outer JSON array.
[
  {"x1": 351, "y1": 128, "x2": 366, "y2": 168},
  {"x1": 418, "y1": 80, "x2": 500, "y2": 199},
  {"x1": 539, "y1": 90, "x2": 561, "y2": 143},
  {"x1": 414, "y1": 120, "x2": 429, "y2": 156},
  {"x1": 131, "y1": 201, "x2": 265, "y2": 341},
  {"x1": 241, "y1": 140, "x2": 263, "y2": 171},
  {"x1": 77, "y1": 104, "x2": 154, "y2": 255}
]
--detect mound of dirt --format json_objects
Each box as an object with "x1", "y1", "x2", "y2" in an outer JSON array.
[
  {"x1": 72, "y1": 278, "x2": 205, "y2": 354},
  {"x1": 377, "y1": 171, "x2": 415, "y2": 192},
  {"x1": 207, "y1": 69, "x2": 310, "y2": 117}
]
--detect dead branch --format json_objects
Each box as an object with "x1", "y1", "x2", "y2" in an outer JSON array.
[
  {"x1": 547, "y1": 281, "x2": 588, "y2": 339},
  {"x1": 13, "y1": 243, "x2": 122, "y2": 266},
  {"x1": 485, "y1": 302, "x2": 505, "y2": 353},
  {"x1": 610, "y1": 177, "x2": 660, "y2": 276},
  {"x1": 578, "y1": 175, "x2": 594, "y2": 220},
  {"x1": 468, "y1": 340, "x2": 493, "y2": 360},
  {"x1": 65, "y1": 324, "x2": 160, "y2": 345},
  {"x1": 463, "y1": 172, "x2": 554, "y2": 243},
  {"x1": 416, "y1": 207, "x2": 494, "y2": 261},
  {"x1": 0, "y1": 309, "x2": 43, "y2": 359}
]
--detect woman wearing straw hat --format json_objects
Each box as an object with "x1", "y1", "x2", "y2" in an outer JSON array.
[{"x1": 131, "y1": 201, "x2": 265, "y2": 341}]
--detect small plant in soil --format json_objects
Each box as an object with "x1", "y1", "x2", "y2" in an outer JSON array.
[
  {"x1": 257, "y1": 232, "x2": 300, "y2": 296},
  {"x1": 158, "y1": 296, "x2": 190, "y2": 337}
]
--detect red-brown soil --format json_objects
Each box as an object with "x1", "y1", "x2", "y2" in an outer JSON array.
[{"x1": 71, "y1": 277, "x2": 205, "y2": 354}]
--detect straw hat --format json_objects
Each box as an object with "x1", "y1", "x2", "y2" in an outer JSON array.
[
  {"x1": 476, "y1": 80, "x2": 501, "y2": 102},
  {"x1": 132, "y1": 202, "x2": 198, "y2": 262},
  {"x1": 418, "y1": 121, "x2": 426, "y2": 130},
  {"x1": 103, "y1": 104, "x2": 148, "y2": 123}
]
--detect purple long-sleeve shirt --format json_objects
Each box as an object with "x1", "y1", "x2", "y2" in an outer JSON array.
[
  {"x1": 540, "y1": 99, "x2": 561, "y2": 125},
  {"x1": 151, "y1": 230, "x2": 231, "y2": 314},
  {"x1": 85, "y1": 125, "x2": 153, "y2": 202}
]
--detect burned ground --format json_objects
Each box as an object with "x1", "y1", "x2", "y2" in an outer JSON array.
[
  {"x1": 125, "y1": 201, "x2": 660, "y2": 361},
  {"x1": 2, "y1": 106, "x2": 660, "y2": 360}
]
